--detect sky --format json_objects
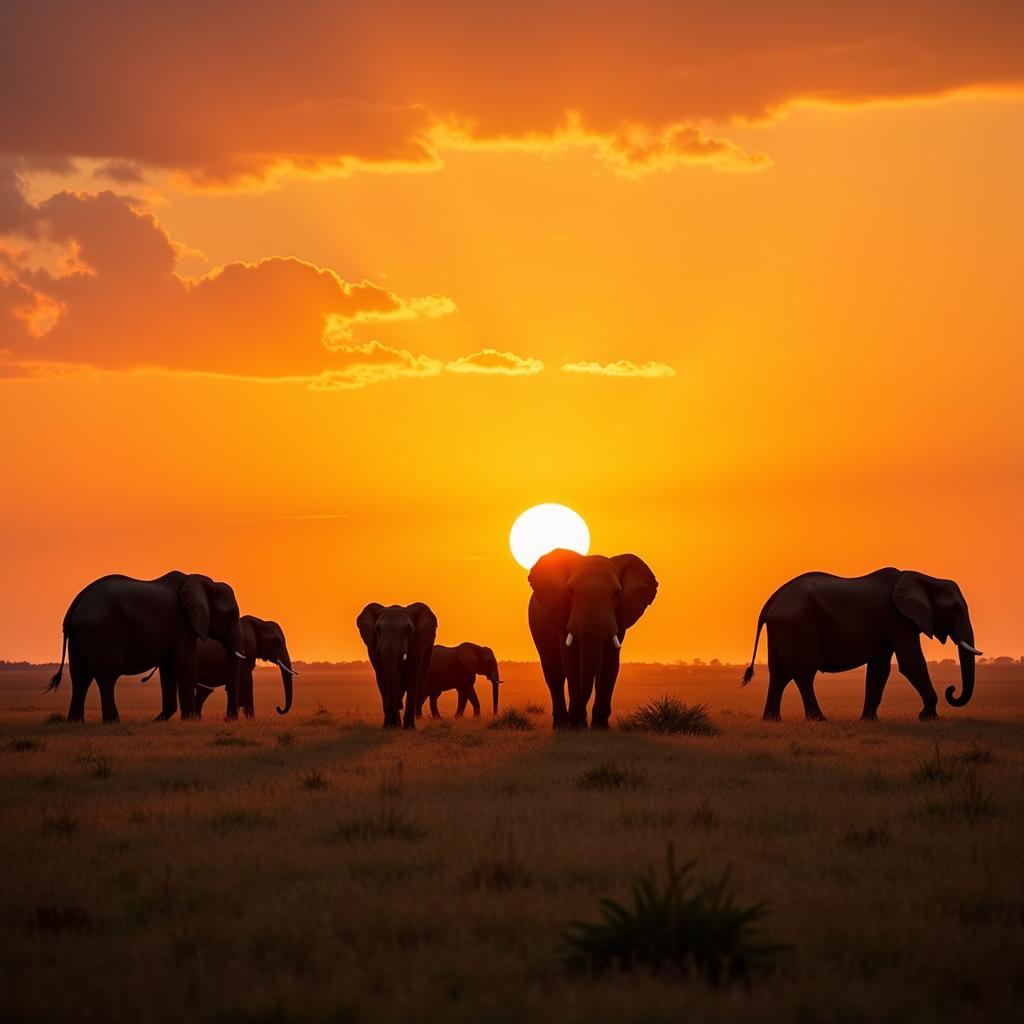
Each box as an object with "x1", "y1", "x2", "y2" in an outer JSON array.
[{"x1": 1, "y1": 1, "x2": 1022, "y2": 664}]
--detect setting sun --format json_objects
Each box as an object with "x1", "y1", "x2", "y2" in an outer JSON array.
[{"x1": 509, "y1": 503, "x2": 590, "y2": 570}]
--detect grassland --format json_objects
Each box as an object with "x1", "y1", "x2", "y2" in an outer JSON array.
[{"x1": 1, "y1": 662, "x2": 1021, "y2": 1023}]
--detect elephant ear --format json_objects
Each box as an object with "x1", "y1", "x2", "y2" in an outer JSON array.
[
  {"x1": 611, "y1": 554, "x2": 658, "y2": 632},
  {"x1": 180, "y1": 575, "x2": 211, "y2": 641},
  {"x1": 356, "y1": 603, "x2": 385, "y2": 655},
  {"x1": 528, "y1": 548, "x2": 584, "y2": 628},
  {"x1": 893, "y1": 572, "x2": 934, "y2": 638},
  {"x1": 408, "y1": 603, "x2": 438, "y2": 661},
  {"x1": 457, "y1": 642, "x2": 481, "y2": 674},
  {"x1": 239, "y1": 616, "x2": 259, "y2": 659}
]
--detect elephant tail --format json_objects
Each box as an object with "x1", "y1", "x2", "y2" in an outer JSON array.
[
  {"x1": 43, "y1": 632, "x2": 68, "y2": 693},
  {"x1": 741, "y1": 616, "x2": 766, "y2": 687}
]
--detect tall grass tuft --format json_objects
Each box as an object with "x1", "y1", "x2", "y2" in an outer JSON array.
[
  {"x1": 576, "y1": 761, "x2": 645, "y2": 791},
  {"x1": 913, "y1": 741, "x2": 954, "y2": 784},
  {"x1": 619, "y1": 697, "x2": 719, "y2": 736},
  {"x1": 489, "y1": 708, "x2": 532, "y2": 731},
  {"x1": 563, "y1": 844, "x2": 782, "y2": 984}
]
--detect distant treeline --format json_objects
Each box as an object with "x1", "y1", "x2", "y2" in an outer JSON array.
[{"x1": 3, "y1": 657, "x2": 1023, "y2": 671}]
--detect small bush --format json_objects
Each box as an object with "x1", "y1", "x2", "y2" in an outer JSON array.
[
  {"x1": 41, "y1": 813, "x2": 80, "y2": 838},
  {"x1": 689, "y1": 799, "x2": 718, "y2": 829},
  {"x1": 301, "y1": 771, "x2": 329, "y2": 792},
  {"x1": 44, "y1": 712, "x2": 65, "y2": 724},
  {"x1": 7, "y1": 738, "x2": 43, "y2": 752},
  {"x1": 914, "y1": 741, "x2": 954, "y2": 784},
  {"x1": 328, "y1": 807, "x2": 425, "y2": 844},
  {"x1": 840, "y1": 824, "x2": 890, "y2": 850},
  {"x1": 276, "y1": 732, "x2": 295, "y2": 747},
  {"x1": 523, "y1": 702, "x2": 546, "y2": 715},
  {"x1": 489, "y1": 708, "x2": 533, "y2": 731},
  {"x1": 576, "y1": 762, "x2": 645, "y2": 791},
  {"x1": 35, "y1": 905, "x2": 91, "y2": 932},
  {"x1": 619, "y1": 697, "x2": 719, "y2": 736},
  {"x1": 562, "y1": 845, "x2": 782, "y2": 984}
]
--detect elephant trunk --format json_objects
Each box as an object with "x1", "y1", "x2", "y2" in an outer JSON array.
[
  {"x1": 223, "y1": 620, "x2": 243, "y2": 716},
  {"x1": 947, "y1": 631, "x2": 978, "y2": 708},
  {"x1": 571, "y1": 618, "x2": 610, "y2": 722},
  {"x1": 380, "y1": 646, "x2": 404, "y2": 727},
  {"x1": 490, "y1": 676, "x2": 500, "y2": 715},
  {"x1": 275, "y1": 649, "x2": 294, "y2": 715}
]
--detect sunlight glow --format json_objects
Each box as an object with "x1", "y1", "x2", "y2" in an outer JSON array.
[{"x1": 509, "y1": 503, "x2": 590, "y2": 570}]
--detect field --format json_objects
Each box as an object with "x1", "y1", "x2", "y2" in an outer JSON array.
[{"x1": 1, "y1": 661, "x2": 1021, "y2": 1023}]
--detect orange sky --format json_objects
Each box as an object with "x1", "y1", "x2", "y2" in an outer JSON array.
[{"x1": 2, "y1": 3, "x2": 1023, "y2": 664}]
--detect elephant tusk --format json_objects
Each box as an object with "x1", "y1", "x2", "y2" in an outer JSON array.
[
  {"x1": 276, "y1": 659, "x2": 298, "y2": 676},
  {"x1": 402, "y1": 652, "x2": 408, "y2": 661},
  {"x1": 565, "y1": 633, "x2": 573, "y2": 647},
  {"x1": 958, "y1": 640, "x2": 983, "y2": 656},
  {"x1": 611, "y1": 635, "x2": 622, "y2": 649},
  {"x1": 234, "y1": 651, "x2": 247, "y2": 660}
]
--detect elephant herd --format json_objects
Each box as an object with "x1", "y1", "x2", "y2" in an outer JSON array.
[{"x1": 44, "y1": 555, "x2": 981, "y2": 728}]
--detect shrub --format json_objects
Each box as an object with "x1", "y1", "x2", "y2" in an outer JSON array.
[
  {"x1": 489, "y1": 708, "x2": 532, "y2": 731},
  {"x1": 619, "y1": 697, "x2": 719, "y2": 736},
  {"x1": 276, "y1": 732, "x2": 295, "y2": 747},
  {"x1": 913, "y1": 741, "x2": 954, "y2": 784},
  {"x1": 44, "y1": 712, "x2": 65, "y2": 724},
  {"x1": 576, "y1": 761, "x2": 645, "y2": 791},
  {"x1": 7, "y1": 738, "x2": 43, "y2": 752},
  {"x1": 301, "y1": 771, "x2": 329, "y2": 791},
  {"x1": 563, "y1": 845, "x2": 782, "y2": 984},
  {"x1": 523, "y1": 702, "x2": 546, "y2": 715}
]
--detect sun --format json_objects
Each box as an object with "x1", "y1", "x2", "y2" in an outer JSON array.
[{"x1": 509, "y1": 503, "x2": 590, "y2": 570}]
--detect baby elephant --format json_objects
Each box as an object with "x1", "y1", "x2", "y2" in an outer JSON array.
[
  {"x1": 193, "y1": 615, "x2": 297, "y2": 718},
  {"x1": 417, "y1": 643, "x2": 502, "y2": 719}
]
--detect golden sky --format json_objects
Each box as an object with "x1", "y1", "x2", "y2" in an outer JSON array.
[{"x1": 1, "y1": 2, "x2": 1022, "y2": 663}]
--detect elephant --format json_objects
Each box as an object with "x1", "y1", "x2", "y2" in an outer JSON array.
[
  {"x1": 528, "y1": 549, "x2": 658, "y2": 729},
  {"x1": 356, "y1": 602, "x2": 437, "y2": 729},
  {"x1": 190, "y1": 615, "x2": 296, "y2": 718},
  {"x1": 416, "y1": 643, "x2": 502, "y2": 719},
  {"x1": 741, "y1": 568, "x2": 982, "y2": 722},
  {"x1": 45, "y1": 572, "x2": 244, "y2": 723}
]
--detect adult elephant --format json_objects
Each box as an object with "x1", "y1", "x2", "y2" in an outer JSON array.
[
  {"x1": 741, "y1": 568, "x2": 982, "y2": 722},
  {"x1": 356, "y1": 602, "x2": 437, "y2": 729},
  {"x1": 416, "y1": 643, "x2": 502, "y2": 719},
  {"x1": 46, "y1": 572, "x2": 244, "y2": 723},
  {"x1": 528, "y1": 549, "x2": 658, "y2": 729},
  {"x1": 191, "y1": 615, "x2": 297, "y2": 718}
]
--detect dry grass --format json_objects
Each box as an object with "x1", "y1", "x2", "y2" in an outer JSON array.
[{"x1": 0, "y1": 664, "x2": 1021, "y2": 1023}]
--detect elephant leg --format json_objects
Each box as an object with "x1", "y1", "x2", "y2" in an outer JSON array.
[
  {"x1": 762, "y1": 659, "x2": 791, "y2": 722},
  {"x1": 467, "y1": 685, "x2": 481, "y2": 718},
  {"x1": 175, "y1": 649, "x2": 197, "y2": 720},
  {"x1": 895, "y1": 642, "x2": 939, "y2": 720},
  {"x1": 861, "y1": 657, "x2": 891, "y2": 721},
  {"x1": 154, "y1": 661, "x2": 178, "y2": 721},
  {"x1": 538, "y1": 659, "x2": 568, "y2": 728},
  {"x1": 240, "y1": 666, "x2": 254, "y2": 718},
  {"x1": 193, "y1": 685, "x2": 212, "y2": 719},
  {"x1": 429, "y1": 694, "x2": 441, "y2": 719},
  {"x1": 794, "y1": 671, "x2": 826, "y2": 721},
  {"x1": 67, "y1": 647, "x2": 93, "y2": 723},
  {"x1": 591, "y1": 645, "x2": 621, "y2": 730},
  {"x1": 97, "y1": 674, "x2": 119, "y2": 724},
  {"x1": 455, "y1": 692, "x2": 468, "y2": 717},
  {"x1": 402, "y1": 685, "x2": 417, "y2": 730}
]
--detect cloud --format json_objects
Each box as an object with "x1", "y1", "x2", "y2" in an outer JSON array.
[
  {"x1": 0, "y1": 178, "x2": 546, "y2": 389},
  {"x1": 0, "y1": 182, "x2": 459, "y2": 385},
  {"x1": 445, "y1": 348, "x2": 544, "y2": 375},
  {"x1": 561, "y1": 359, "x2": 677, "y2": 379},
  {"x1": 2, "y1": 2, "x2": 1020, "y2": 186}
]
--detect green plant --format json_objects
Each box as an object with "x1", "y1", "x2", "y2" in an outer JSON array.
[
  {"x1": 489, "y1": 708, "x2": 532, "y2": 731},
  {"x1": 914, "y1": 741, "x2": 954, "y2": 784},
  {"x1": 301, "y1": 771, "x2": 329, "y2": 791},
  {"x1": 576, "y1": 761, "x2": 645, "y2": 791},
  {"x1": 562, "y1": 845, "x2": 782, "y2": 984},
  {"x1": 619, "y1": 697, "x2": 719, "y2": 736}
]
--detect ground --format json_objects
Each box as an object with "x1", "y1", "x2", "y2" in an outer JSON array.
[{"x1": 1, "y1": 663, "x2": 1021, "y2": 1023}]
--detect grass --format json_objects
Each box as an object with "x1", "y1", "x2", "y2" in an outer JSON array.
[
  {"x1": 913, "y1": 741, "x2": 955, "y2": 784},
  {"x1": 562, "y1": 845, "x2": 783, "y2": 984},
  {"x1": 0, "y1": 664, "x2": 1021, "y2": 1023},
  {"x1": 618, "y1": 696, "x2": 719, "y2": 736}
]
